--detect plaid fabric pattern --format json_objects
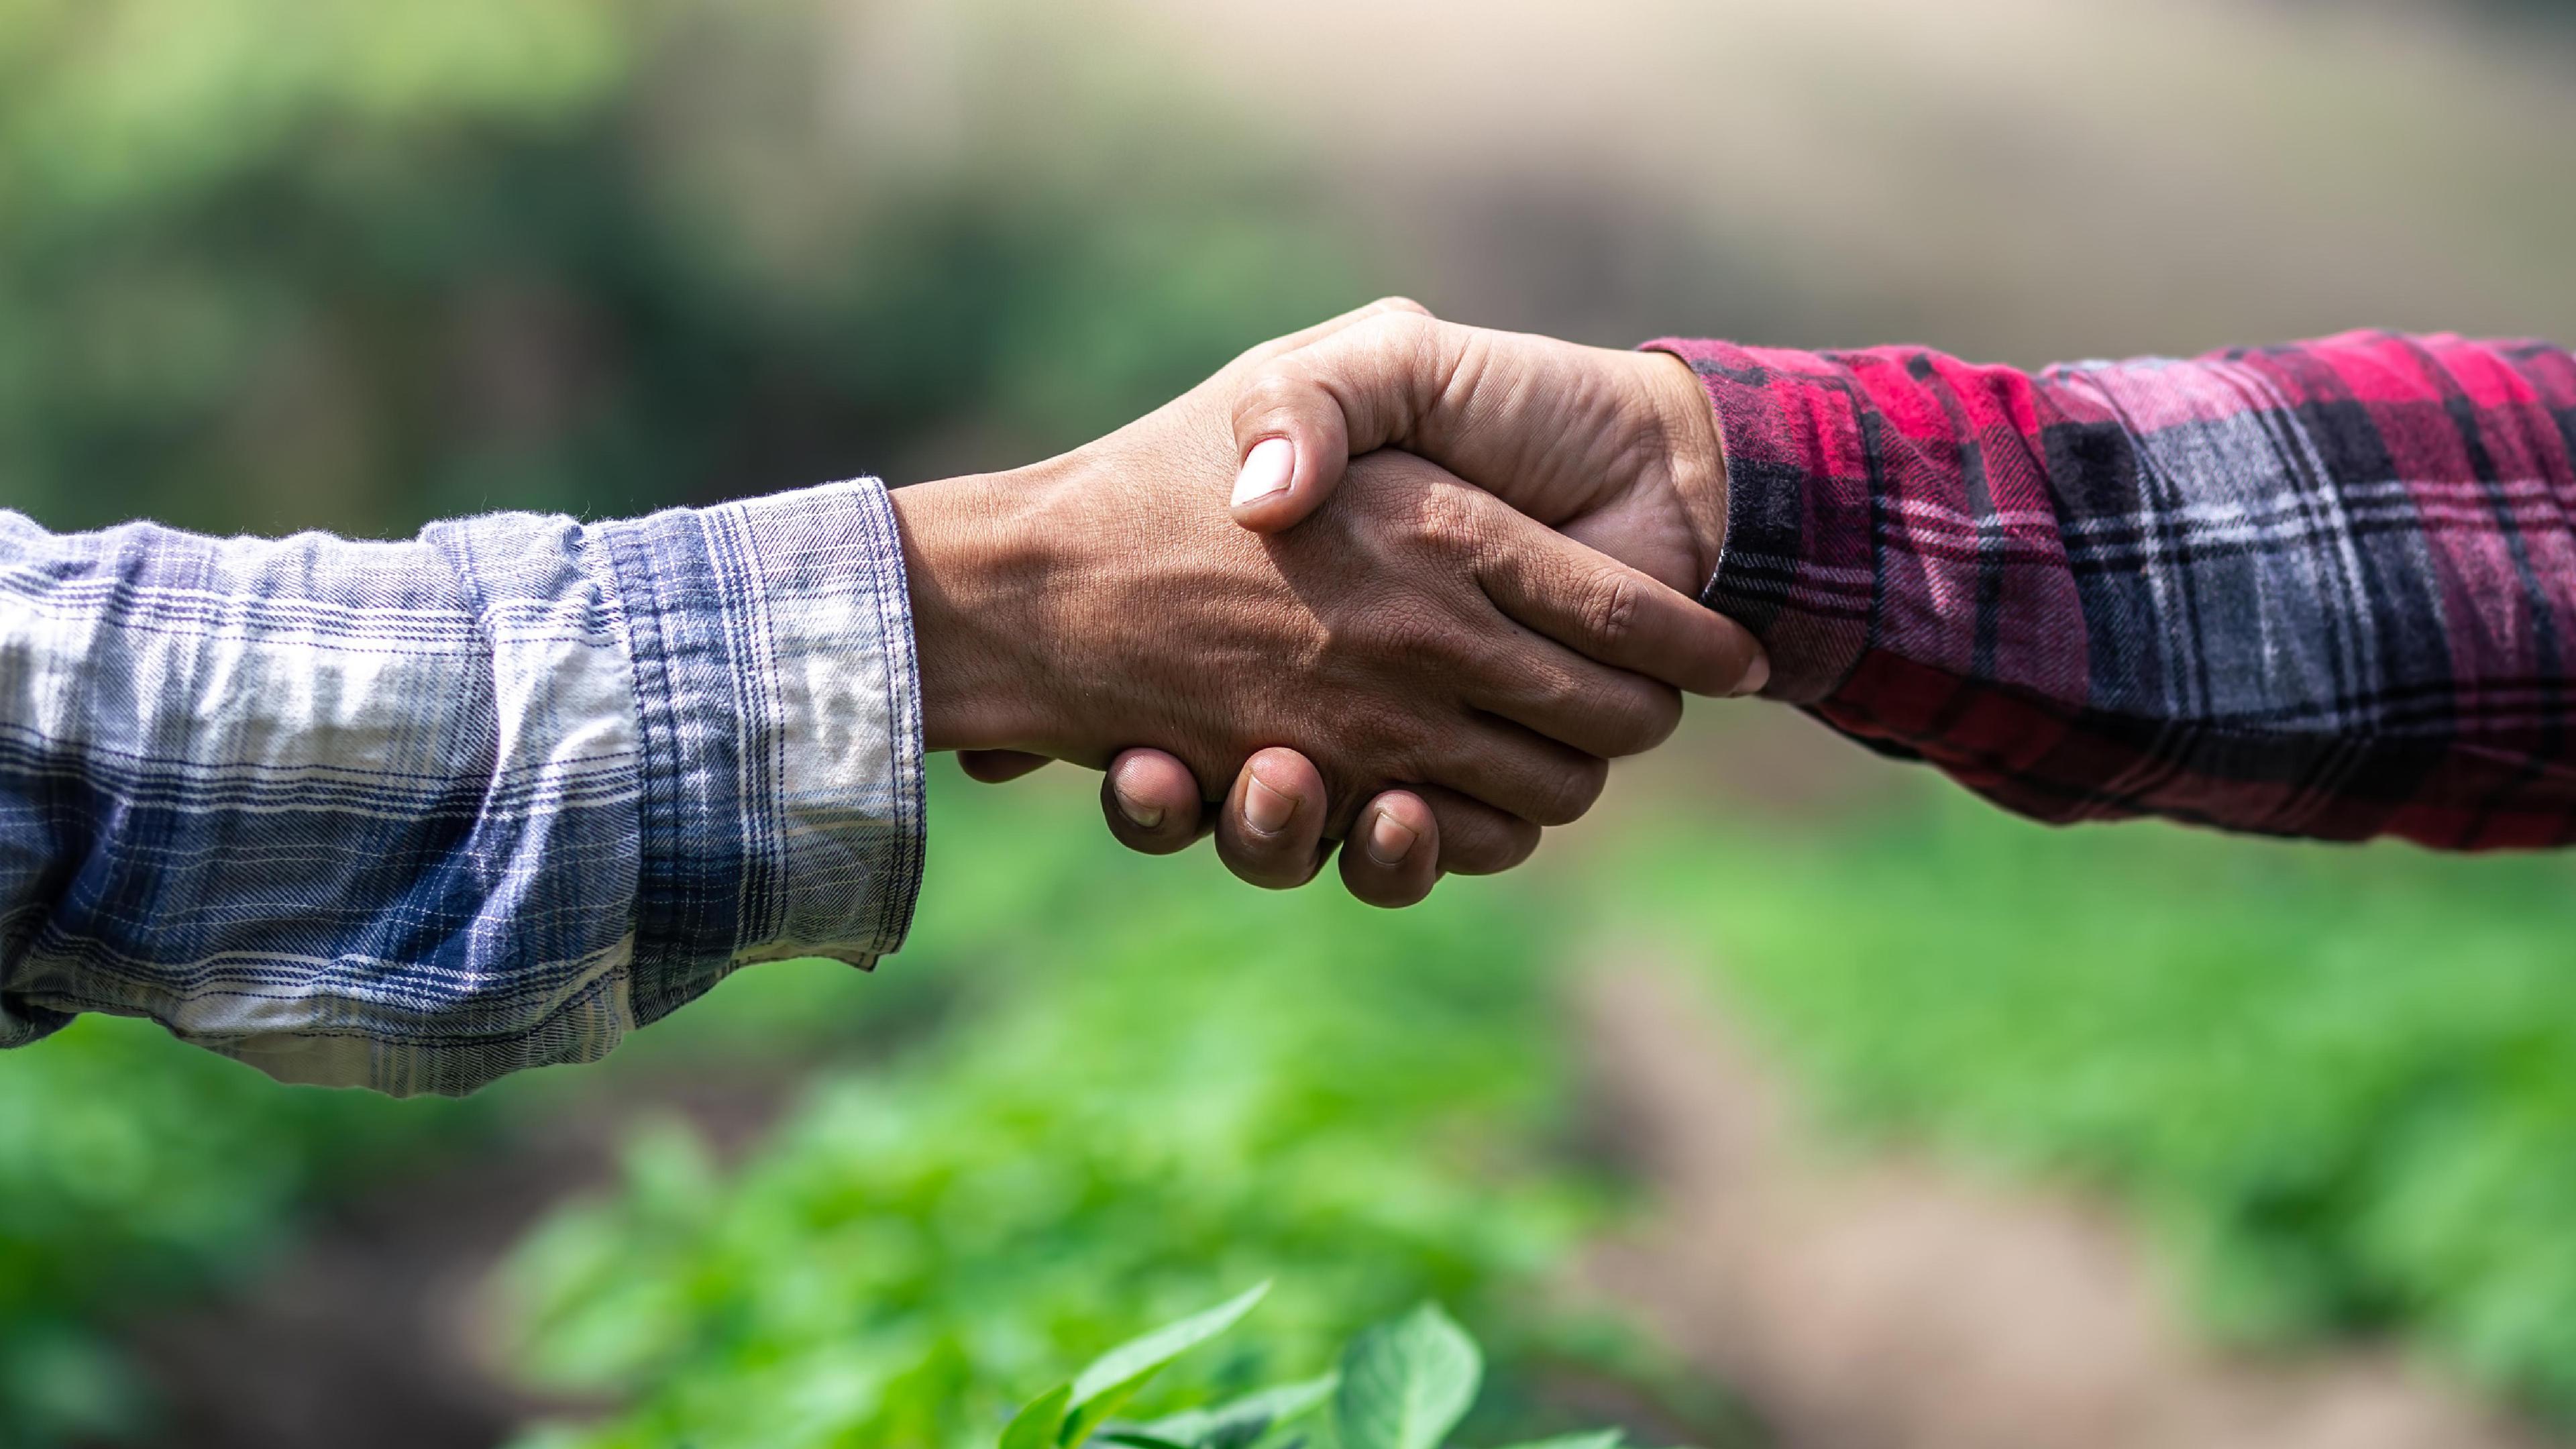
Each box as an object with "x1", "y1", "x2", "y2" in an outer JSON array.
[
  {"x1": 0, "y1": 480, "x2": 924, "y2": 1094},
  {"x1": 1653, "y1": 331, "x2": 2576, "y2": 849}
]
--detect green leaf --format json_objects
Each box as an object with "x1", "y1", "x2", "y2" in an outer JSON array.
[
  {"x1": 1203, "y1": 1417, "x2": 1273, "y2": 1449},
  {"x1": 1063, "y1": 1283, "x2": 1271, "y2": 1444},
  {"x1": 1136, "y1": 1373, "x2": 1339, "y2": 1449},
  {"x1": 1489, "y1": 1433, "x2": 1623, "y2": 1449},
  {"x1": 1002, "y1": 1383, "x2": 1073, "y2": 1449},
  {"x1": 1333, "y1": 1304, "x2": 1481, "y2": 1449}
]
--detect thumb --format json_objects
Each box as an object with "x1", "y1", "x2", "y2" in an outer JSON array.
[{"x1": 1228, "y1": 303, "x2": 1452, "y2": 534}]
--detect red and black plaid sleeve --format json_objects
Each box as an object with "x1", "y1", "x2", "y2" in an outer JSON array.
[{"x1": 1648, "y1": 331, "x2": 2576, "y2": 849}]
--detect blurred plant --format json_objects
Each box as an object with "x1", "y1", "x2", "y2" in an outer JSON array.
[
  {"x1": 996, "y1": 1286, "x2": 1644, "y2": 1449},
  {"x1": 0, "y1": 1014, "x2": 482, "y2": 1444},
  {"x1": 495, "y1": 767, "x2": 1726, "y2": 1449},
  {"x1": 1607, "y1": 788, "x2": 2576, "y2": 1421},
  {"x1": 0, "y1": 0, "x2": 1362, "y2": 540}
]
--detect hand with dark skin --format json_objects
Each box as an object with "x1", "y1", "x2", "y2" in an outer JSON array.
[
  {"x1": 902, "y1": 302, "x2": 1763, "y2": 903},
  {"x1": 1067, "y1": 301, "x2": 1748, "y2": 904}
]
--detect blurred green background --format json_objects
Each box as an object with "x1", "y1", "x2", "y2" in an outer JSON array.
[{"x1": 7, "y1": 1, "x2": 2576, "y2": 1446}]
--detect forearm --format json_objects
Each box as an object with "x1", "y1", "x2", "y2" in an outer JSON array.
[
  {"x1": 0, "y1": 482, "x2": 924, "y2": 1093},
  {"x1": 1655, "y1": 331, "x2": 2576, "y2": 847}
]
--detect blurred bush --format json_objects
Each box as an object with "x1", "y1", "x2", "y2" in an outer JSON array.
[
  {"x1": 496, "y1": 767, "x2": 1704, "y2": 1449},
  {"x1": 1609, "y1": 794, "x2": 2576, "y2": 1418},
  {"x1": 0, "y1": 0, "x2": 1364, "y2": 540},
  {"x1": 0, "y1": 1016, "x2": 482, "y2": 1442}
]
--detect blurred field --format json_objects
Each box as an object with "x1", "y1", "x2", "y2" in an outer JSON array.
[{"x1": 5, "y1": 0, "x2": 2576, "y2": 1446}]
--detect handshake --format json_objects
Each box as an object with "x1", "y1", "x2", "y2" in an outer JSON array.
[{"x1": 890, "y1": 299, "x2": 1764, "y2": 907}]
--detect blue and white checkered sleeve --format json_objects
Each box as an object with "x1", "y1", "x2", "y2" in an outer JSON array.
[{"x1": 0, "y1": 480, "x2": 926, "y2": 1095}]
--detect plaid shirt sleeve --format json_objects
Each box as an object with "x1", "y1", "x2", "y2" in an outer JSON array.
[
  {"x1": 1650, "y1": 331, "x2": 2576, "y2": 849},
  {"x1": 0, "y1": 480, "x2": 926, "y2": 1095}
]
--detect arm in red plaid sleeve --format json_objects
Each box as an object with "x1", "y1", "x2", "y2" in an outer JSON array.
[{"x1": 1653, "y1": 331, "x2": 2576, "y2": 848}]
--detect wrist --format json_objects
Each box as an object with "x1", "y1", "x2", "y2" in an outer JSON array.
[
  {"x1": 1638, "y1": 349, "x2": 1729, "y2": 592},
  {"x1": 888, "y1": 468, "x2": 1060, "y2": 753}
]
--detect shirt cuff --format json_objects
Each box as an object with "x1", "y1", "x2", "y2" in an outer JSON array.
[
  {"x1": 590, "y1": 479, "x2": 926, "y2": 1026},
  {"x1": 1644, "y1": 338, "x2": 1876, "y2": 706}
]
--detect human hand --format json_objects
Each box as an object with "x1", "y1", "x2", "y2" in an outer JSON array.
[
  {"x1": 1224, "y1": 301, "x2": 1731, "y2": 594},
  {"x1": 898, "y1": 303, "x2": 1762, "y2": 898},
  {"x1": 1099, "y1": 303, "x2": 1751, "y2": 902}
]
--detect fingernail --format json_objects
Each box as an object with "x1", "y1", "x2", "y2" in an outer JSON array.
[
  {"x1": 1364, "y1": 808, "x2": 1419, "y2": 866},
  {"x1": 1230, "y1": 437, "x2": 1294, "y2": 507},
  {"x1": 1242, "y1": 773, "x2": 1297, "y2": 835},
  {"x1": 1114, "y1": 786, "x2": 1164, "y2": 830},
  {"x1": 1733, "y1": 651, "x2": 1772, "y2": 698}
]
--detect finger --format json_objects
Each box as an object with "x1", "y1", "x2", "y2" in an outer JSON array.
[
  {"x1": 1417, "y1": 787, "x2": 1542, "y2": 877},
  {"x1": 1102, "y1": 749, "x2": 1211, "y2": 856},
  {"x1": 1228, "y1": 308, "x2": 1464, "y2": 533},
  {"x1": 958, "y1": 749, "x2": 1053, "y2": 784},
  {"x1": 1422, "y1": 716, "x2": 1611, "y2": 829},
  {"x1": 1464, "y1": 645, "x2": 1684, "y2": 761},
  {"x1": 1214, "y1": 747, "x2": 1332, "y2": 890},
  {"x1": 1338, "y1": 790, "x2": 1440, "y2": 908},
  {"x1": 1471, "y1": 506, "x2": 1769, "y2": 698}
]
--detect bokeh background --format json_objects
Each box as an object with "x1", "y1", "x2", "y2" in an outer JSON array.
[{"x1": 7, "y1": 1, "x2": 2576, "y2": 1446}]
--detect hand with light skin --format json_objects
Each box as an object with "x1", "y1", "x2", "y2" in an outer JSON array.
[
  {"x1": 1069, "y1": 301, "x2": 1751, "y2": 904},
  {"x1": 908, "y1": 301, "x2": 1764, "y2": 905}
]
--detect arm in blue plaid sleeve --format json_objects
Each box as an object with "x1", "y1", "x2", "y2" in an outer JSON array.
[{"x1": 0, "y1": 480, "x2": 924, "y2": 1095}]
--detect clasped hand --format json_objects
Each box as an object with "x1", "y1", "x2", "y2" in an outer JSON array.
[{"x1": 889, "y1": 300, "x2": 1763, "y2": 906}]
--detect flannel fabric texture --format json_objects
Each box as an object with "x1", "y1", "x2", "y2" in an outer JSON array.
[
  {"x1": 1653, "y1": 331, "x2": 2576, "y2": 848},
  {"x1": 0, "y1": 480, "x2": 924, "y2": 1094}
]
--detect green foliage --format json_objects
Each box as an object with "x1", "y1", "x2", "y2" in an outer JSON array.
[
  {"x1": 1002, "y1": 1385, "x2": 1078, "y2": 1449},
  {"x1": 1006, "y1": 1285, "x2": 1281, "y2": 1449},
  {"x1": 494, "y1": 768, "x2": 1665, "y2": 1449},
  {"x1": 0, "y1": 1014, "x2": 482, "y2": 1443},
  {"x1": 1122, "y1": 1374, "x2": 1338, "y2": 1449},
  {"x1": 1607, "y1": 789, "x2": 2576, "y2": 1418},
  {"x1": 1065, "y1": 1283, "x2": 1274, "y2": 1445},
  {"x1": 1, "y1": 0, "x2": 1363, "y2": 541},
  {"x1": 1334, "y1": 1304, "x2": 1481, "y2": 1449},
  {"x1": 1014, "y1": 1293, "x2": 1642, "y2": 1449}
]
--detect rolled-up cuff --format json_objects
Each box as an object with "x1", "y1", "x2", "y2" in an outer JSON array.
[{"x1": 593, "y1": 479, "x2": 926, "y2": 1026}]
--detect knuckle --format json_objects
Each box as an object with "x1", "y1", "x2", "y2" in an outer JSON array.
[
  {"x1": 1521, "y1": 661, "x2": 1588, "y2": 724},
  {"x1": 1348, "y1": 310, "x2": 1442, "y2": 390},
  {"x1": 1580, "y1": 569, "x2": 1644, "y2": 657},
  {"x1": 1406, "y1": 483, "x2": 1483, "y2": 555},
  {"x1": 1365, "y1": 596, "x2": 1453, "y2": 667},
  {"x1": 1238, "y1": 365, "x2": 1319, "y2": 426},
  {"x1": 1360, "y1": 306, "x2": 1432, "y2": 347}
]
